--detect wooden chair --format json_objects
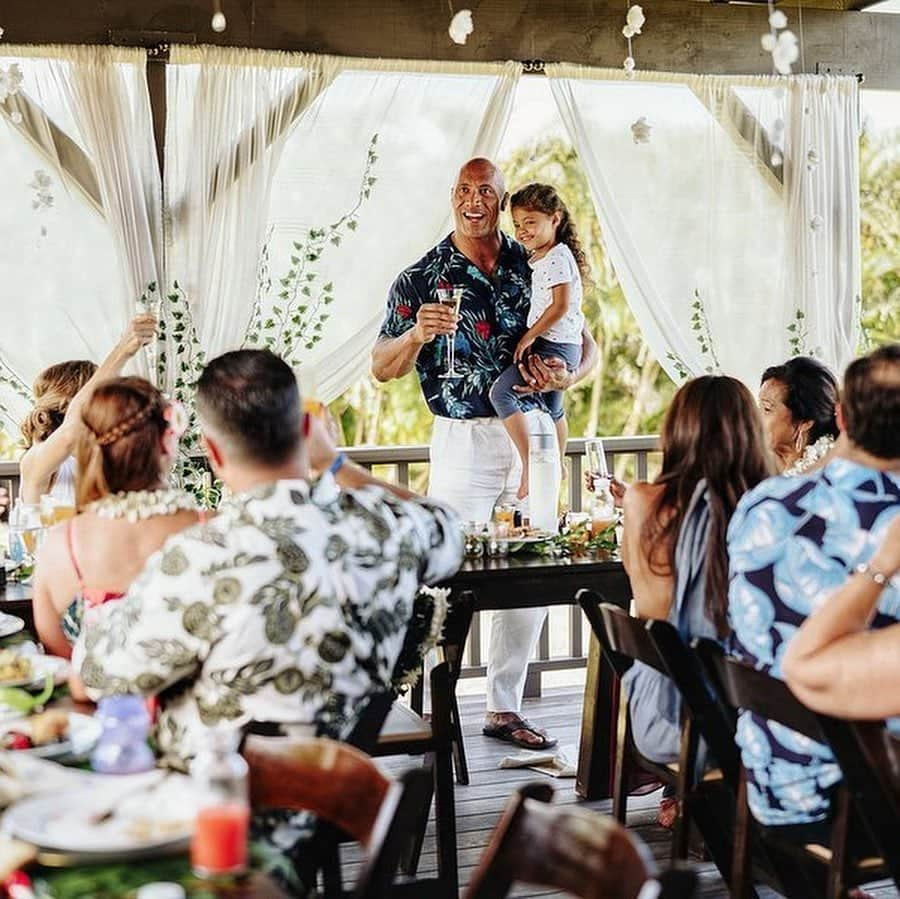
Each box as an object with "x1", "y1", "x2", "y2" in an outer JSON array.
[
  {"x1": 244, "y1": 735, "x2": 433, "y2": 898},
  {"x1": 815, "y1": 717, "x2": 900, "y2": 889},
  {"x1": 577, "y1": 590, "x2": 736, "y2": 882},
  {"x1": 368, "y1": 661, "x2": 460, "y2": 898},
  {"x1": 465, "y1": 783, "x2": 699, "y2": 899},
  {"x1": 694, "y1": 638, "x2": 889, "y2": 899}
]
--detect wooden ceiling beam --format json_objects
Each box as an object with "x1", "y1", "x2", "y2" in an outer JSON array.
[{"x1": 0, "y1": 0, "x2": 897, "y2": 89}]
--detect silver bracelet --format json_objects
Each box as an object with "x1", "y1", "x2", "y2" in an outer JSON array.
[{"x1": 855, "y1": 562, "x2": 888, "y2": 587}]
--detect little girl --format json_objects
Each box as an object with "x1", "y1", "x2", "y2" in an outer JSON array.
[{"x1": 489, "y1": 183, "x2": 589, "y2": 498}]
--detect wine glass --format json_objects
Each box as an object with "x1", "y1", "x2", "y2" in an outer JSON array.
[
  {"x1": 437, "y1": 286, "x2": 463, "y2": 379},
  {"x1": 136, "y1": 296, "x2": 161, "y2": 385},
  {"x1": 585, "y1": 438, "x2": 609, "y2": 490}
]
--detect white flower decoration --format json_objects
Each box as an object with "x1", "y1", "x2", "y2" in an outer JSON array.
[
  {"x1": 771, "y1": 150, "x2": 783, "y2": 166},
  {"x1": 806, "y1": 148, "x2": 820, "y2": 170},
  {"x1": 623, "y1": 56, "x2": 636, "y2": 76},
  {"x1": 10, "y1": 110, "x2": 22, "y2": 125},
  {"x1": 623, "y1": 24, "x2": 635, "y2": 38},
  {"x1": 809, "y1": 214, "x2": 824, "y2": 232},
  {"x1": 29, "y1": 169, "x2": 54, "y2": 210},
  {"x1": 0, "y1": 26, "x2": 4, "y2": 39},
  {"x1": 771, "y1": 30, "x2": 799, "y2": 75},
  {"x1": 768, "y1": 10, "x2": 788, "y2": 30},
  {"x1": 626, "y1": 5, "x2": 645, "y2": 34},
  {"x1": 631, "y1": 116, "x2": 651, "y2": 144},
  {"x1": 449, "y1": 9, "x2": 474, "y2": 45},
  {"x1": 761, "y1": 33, "x2": 777, "y2": 53},
  {"x1": 0, "y1": 62, "x2": 23, "y2": 103}
]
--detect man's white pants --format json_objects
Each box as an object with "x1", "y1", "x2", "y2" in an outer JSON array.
[{"x1": 428, "y1": 412, "x2": 555, "y2": 713}]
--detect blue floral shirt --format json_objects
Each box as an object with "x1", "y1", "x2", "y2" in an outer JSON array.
[
  {"x1": 379, "y1": 232, "x2": 546, "y2": 419},
  {"x1": 727, "y1": 458, "x2": 900, "y2": 826}
]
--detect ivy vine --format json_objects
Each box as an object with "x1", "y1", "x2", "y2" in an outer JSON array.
[
  {"x1": 243, "y1": 132, "x2": 379, "y2": 367},
  {"x1": 665, "y1": 351, "x2": 690, "y2": 382},
  {"x1": 689, "y1": 289, "x2": 721, "y2": 374},
  {"x1": 786, "y1": 308, "x2": 810, "y2": 357}
]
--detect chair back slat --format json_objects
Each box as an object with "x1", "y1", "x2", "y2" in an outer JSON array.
[
  {"x1": 698, "y1": 640, "x2": 825, "y2": 743},
  {"x1": 583, "y1": 595, "x2": 667, "y2": 677},
  {"x1": 465, "y1": 783, "x2": 699, "y2": 899},
  {"x1": 244, "y1": 736, "x2": 389, "y2": 845}
]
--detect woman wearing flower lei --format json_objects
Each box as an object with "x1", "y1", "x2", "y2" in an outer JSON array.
[
  {"x1": 33, "y1": 377, "x2": 200, "y2": 670},
  {"x1": 758, "y1": 356, "x2": 839, "y2": 476}
]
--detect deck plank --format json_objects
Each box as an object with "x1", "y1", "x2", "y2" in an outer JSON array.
[{"x1": 344, "y1": 686, "x2": 900, "y2": 898}]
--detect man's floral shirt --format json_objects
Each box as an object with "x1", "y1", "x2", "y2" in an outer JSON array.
[
  {"x1": 379, "y1": 232, "x2": 545, "y2": 419},
  {"x1": 77, "y1": 475, "x2": 463, "y2": 769},
  {"x1": 727, "y1": 459, "x2": 900, "y2": 826}
]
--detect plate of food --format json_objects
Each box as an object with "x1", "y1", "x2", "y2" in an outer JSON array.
[
  {"x1": 4, "y1": 773, "x2": 195, "y2": 855},
  {"x1": 0, "y1": 710, "x2": 102, "y2": 759},
  {"x1": 496, "y1": 528, "x2": 555, "y2": 546},
  {"x1": 0, "y1": 614, "x2": 25, "y2": 639},
  {"x1": 0, "y1": 650, "x2": 69, "y2": 689}
]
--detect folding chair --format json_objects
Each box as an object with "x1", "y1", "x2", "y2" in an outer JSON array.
[
  {"x1": 694, "y1": 638, "x2": 889, "y2": 899},
  {"x1": 244, "y1": 735, "x2": 433, "y2": 898},
  {"x1": 578, "y1": 589, "x2": 737, "y2": 884},
  {"x1": 465, "y1": 782, "x2": 699, "y2": 899}
]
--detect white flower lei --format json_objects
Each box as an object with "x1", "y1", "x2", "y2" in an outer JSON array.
[
  {"x1": 783, "y1": 435, "x2": 835, "y2": 477},
  {"x1": 87, "y1": 488, "x2": 198, "y2": 523}
]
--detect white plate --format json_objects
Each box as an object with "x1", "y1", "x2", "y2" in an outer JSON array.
[
  {"x1": 5, "y1": 777, "x2": 195, "y2": 853},
  {"x1": 0, "y1": 712, "x2": 102, "y2": 759},
  {"x1": 496, "y1": 533, "x2": 554, "y2": 545},
  {"x1": 0, "y1": 614, "x2": 25, "y2": 639},
  {"x1": 0, "y1": 654, "x2": 69, "y2": 689}
]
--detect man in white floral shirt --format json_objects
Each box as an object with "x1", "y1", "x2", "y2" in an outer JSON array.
[{"x1": 78, "y1": 349, "x2": 463, "y2": 768}]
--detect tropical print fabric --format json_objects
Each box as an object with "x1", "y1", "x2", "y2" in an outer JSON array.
[
  {"x1": 379, "y1": 232, "x2": 546, "y2": 419},
  {"x1": 727, "y1": 458, "x2": 900, "y2": 826},
  {"x1": 77, "y1": 474, "x2": 463, "y2": 769}
]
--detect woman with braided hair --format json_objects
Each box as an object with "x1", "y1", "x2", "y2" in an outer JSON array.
[
  {"x1": 18, "y1": 314, "x2": 157, "y2": 504},
  {"x1": 33, "y1": 377, "x2": 201, "y2": 674}
]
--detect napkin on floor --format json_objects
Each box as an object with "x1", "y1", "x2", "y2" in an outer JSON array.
[{"x1": 498, "y1": 743, "x2": 578, "y2": 778}]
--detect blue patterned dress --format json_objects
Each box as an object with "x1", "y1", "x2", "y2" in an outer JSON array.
[
  {"x1": 727, "y1": 458, "x2": 900, "y2": 826},
  {"x1": 378, "y1": 232, "x2": 545, "y2": 419}
]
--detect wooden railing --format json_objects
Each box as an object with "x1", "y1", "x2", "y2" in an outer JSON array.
[{"x1": 0, "y1": 434, "x2": 660, "y2": 695}]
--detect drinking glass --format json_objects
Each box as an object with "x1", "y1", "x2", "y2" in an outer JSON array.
[
  {"x1": 437, "y1": 286, "x2": 463, "y2": 379},
  {"x1": 39, "y1": 494, "x2": 76, "y2": 528},
  {"x1": 584, "y1": 438, "x2": 609, "y2": 490},
  {"x1": 494, "y1": 503, "x2": 515, "y2": 532},
  {"x1": 136, "y1": 296, "x2": 161, "y2": 385},
  {"x1": 9, "y1": 501, "x2": 43, "y2": 569}
]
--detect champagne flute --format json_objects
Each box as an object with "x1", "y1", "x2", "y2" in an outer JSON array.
[
  {"x1": 437, "y1": 286, "x2": 463, "y2": 379},
  {"x1": 136, "y1": 296, "x2": 161, "y2": 386},
  {"x1": 585, "y1": 438, "x2": 610, "y2": 491}
]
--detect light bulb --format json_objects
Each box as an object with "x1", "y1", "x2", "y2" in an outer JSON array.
[{"x1": 211, "y1": 11, "x2": 227, "y2": 32}]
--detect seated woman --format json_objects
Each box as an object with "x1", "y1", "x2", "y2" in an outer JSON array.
[
  {"x1": 620, "y1": 376, "x2": 770, "y2": 817},
  {"x1": 33, "y1": 377, "x2": 200, "y2": 669},
  {"x1": 783, "y1": 516, "x2": 900, "y2": 718},
  {"x1": 758, "y1": 356, "x2": 839, "y2": 475},
  {"x1": 19, "y1": 315, "x2": 157, "y2": 504}
]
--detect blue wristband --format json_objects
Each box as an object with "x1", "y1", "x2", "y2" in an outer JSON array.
[{"x1": 328, "y1": 452, "x2": 347, "y2": 476}]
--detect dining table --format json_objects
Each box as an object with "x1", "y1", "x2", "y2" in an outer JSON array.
[{"x1": 436, "y1": 550, "x2": 631, "y2": 800}]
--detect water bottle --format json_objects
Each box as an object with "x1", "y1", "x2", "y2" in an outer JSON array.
[
  {"x1": 528, "y1": 430, "x2": 561, "y2": 534},
  {"x1": 90, "y1": 695, "x2": 156, "y2": 774},
  {"x1": 190, "y1": 729, "x2": 249, "y2": 878}
]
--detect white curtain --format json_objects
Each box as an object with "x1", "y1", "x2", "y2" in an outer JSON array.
[
  {"x1": 165, "y1": 47, "x2": 342, "y2": 364},
  {"x1": 547, "y1": 65, "x2": 860, "y2": 387},
  {"x1": 0, "y1": 45, "x2": 161, "y2": 427}
]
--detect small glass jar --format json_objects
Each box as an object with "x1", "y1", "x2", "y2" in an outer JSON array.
[
  {"x1": 190, "y1": 729, "x2": 250, "y2": 879},
  {"x1": 462, "y1": 521, "x2": 485, "y2": 557},
  {"x1": 90, "y1": 695, "x2": 156, "y2": 775}
]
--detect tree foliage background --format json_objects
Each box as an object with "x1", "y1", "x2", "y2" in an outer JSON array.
[{"x1": 331, "y1": 130, "x2": 899, "y2": 448}]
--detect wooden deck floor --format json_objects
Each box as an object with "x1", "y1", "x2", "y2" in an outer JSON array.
[{"x1": 353, "y1": 685, "x2": 900, "y2": 899}]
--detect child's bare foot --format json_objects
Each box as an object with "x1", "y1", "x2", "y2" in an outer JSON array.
[{"x1": 517, "y1": 472, "x2": 529, "y2": 499}]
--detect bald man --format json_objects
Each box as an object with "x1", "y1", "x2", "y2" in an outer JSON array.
[{"x1": 373, "y1": 158, "x2": 596, "y2": 749}]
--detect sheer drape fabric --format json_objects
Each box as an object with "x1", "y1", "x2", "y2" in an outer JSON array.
[
  {"x1": 547, "y1": 65, "x2": 860, "y2": 386},
  {"x1": 0, "y1": 46, "x2": 160, "y2": 426}
]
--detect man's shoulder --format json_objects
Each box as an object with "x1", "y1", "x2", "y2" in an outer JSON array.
[{"x1": 394, "y1": 235, "x2": 454, "y2": 285}]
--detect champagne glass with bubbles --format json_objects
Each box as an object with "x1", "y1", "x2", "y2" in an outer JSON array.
[
  {"x1": 135, "y1": 295, "x2": 161, "y2": 385},
  {"x1": 437, "y1": 286, "x2": 463, "y2": 379}
]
